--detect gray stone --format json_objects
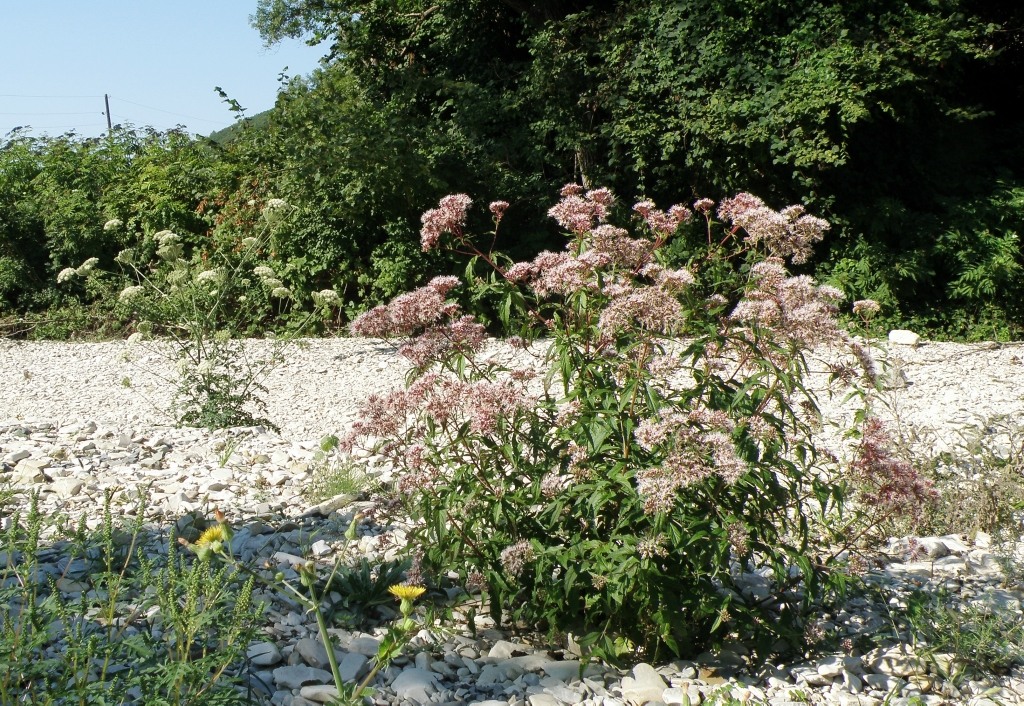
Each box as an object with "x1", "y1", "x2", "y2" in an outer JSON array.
[
  {"x1": 3, "y1": 449, "x2": 30, "y2": 464},
  {"x1": 50, "y1": 477, "x2": 84, "y2": 498},
  {"x1": 546, "y1": 683, "x2": 584, "y2": 704},
  {"x1": 816, "y1": 655, "x2": 846, "y2": 678},
  {"x1": 272, "y1": 665, "x2": 334, "y2": 689},
  {"x1": 506, "y1": 654, "x2": 557, "y2": 673},
  {"x1": 298, "y1": 684, "x2": 340, "y2": 703},
  {"x1": 529, "y1": 696, "x2": 560, "y2": 706},
  {"x1": 337, "y1": 652, "x2": 369, "y2": 682},
  {"x1": 248, "y1": 641, "x2": 283, "y2": 667},
  {"x1": 390, "y1": 667, "x2": 439, "y2": 703},
  {"x1": 310, "y1": 539, "x2": 332, "y2": 556},
  {"x1": 479, "y1": 663, "x2": 525, "y2": 685},
  {"x1": 489, "y1": 640, "x2": 534, "y2": 660},
  {"x1": 543, "y1": 661, "x2": 585, "y2": 682},
  {"x1": 347, "y1": 635, "x2": 381, "y2": 656},
  {"x1": 915, "y1": 538, "x2": 950, "y2": 559},
  {"x1": 866, "y1": 646, "x2": 928, "y2": 678},
  {"x1": 294, "y1": 637, "x2": 332, "y2": 669}
]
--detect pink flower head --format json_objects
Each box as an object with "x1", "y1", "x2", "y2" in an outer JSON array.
[
  {"x1": 588, "y1": 224, "x2": 653, "y2": 270},
  {"x1": 730, "y1": 261, "x2": 844, "y2": 347},
  {"x1": 420, "y1": 194, "x2": 473, "y2": 251},
  {"x1": 530, "y1": 251, "x2": 595, "y2": 297},
  {"x1": 668, "y1": 204, "x2": 693, "y2": 224},
  {"x1": 549, "y1": 186, "x2": 614, "y2": 233},
  {"x1": 632, "y1": 200, "x2": 656, "y2": 218},
  {"x1": 693, "y1": 198, "x2": 715, "y2": 214},
  {"x1": 723, "y1": 196, "x2": 830, "y2": 264},
  {"x1": 585, "y1": 187, "x2": 615, "y2": 208},
  {"x1": 850, "y1": 418, "x2": 937, "y2": 521},
  {"x1": 853, "y1": 299, "x2": 881, "y2": 316},
  {"x1": 504, "y1": 261, "x2": 536, "y2": 283},
  {"x1": 350, "y1": 277, "x2": 462, "y2": 338},
  {"x1": 717, "y1": 193, "x2": 766, "y2": 222},
  {"x1": 427, "y1": 275, "x2": 461, "y2": 297},
  {"x1": 634, "y1": 199, "x2": 692, "y2": 238},
  {"x1": 489, "y1": 200, "x2": 510, "y2": 220}
]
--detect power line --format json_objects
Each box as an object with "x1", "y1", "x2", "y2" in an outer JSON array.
[
  {"x1": 0, "y1": 93, "x2": 104, "y2": 99},
  {"x1": 0, "y1": 111, "x2": 101, "y2": 116},
  {"x1": 108, "y1": 95, "x2": 229, "y2": 124},
  {"x1": 5, "y1": 123, "x2": 108, "y2": 130},
  {"x1": 2, "y1": 94, "x2": 229, "y2": 126}
]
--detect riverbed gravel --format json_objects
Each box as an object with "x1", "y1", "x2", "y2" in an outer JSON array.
[{"x1": 2, "y1": 335, "x2": 1024, "y2": 705}]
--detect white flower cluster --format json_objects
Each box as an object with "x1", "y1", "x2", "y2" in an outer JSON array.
[
  {"x1": 270, "y1": 286, "x2": 292, "y2": 299},
  {"x1": 103, "y1": 218, "x2": 123, "y2": 232},
  {"x1": 253, "y1": 266, "x2": 276, "y2": 279},
  {"x1": 76, "y1": 257, "x2": 99, "y2": 275},
  {"x1": 196, "y1": 268, "x2": 225, "y2": 285},
  {"x1": 314, "y1": 289, "x2": 341, "y2": 305},
  {"x1": 57, "y1": 267, "x2": 78, "y2": 283},
  {"x1": 119, "y1": 285, "x2": 145, "y2": 302}
]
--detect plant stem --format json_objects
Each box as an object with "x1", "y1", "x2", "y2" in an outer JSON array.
[{"x1": 312, "y1": 599, "x2": 346, "y2": 694}]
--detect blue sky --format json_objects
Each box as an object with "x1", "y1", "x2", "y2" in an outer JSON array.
[{"x1": 0, "y1": 1, "x2": 325, "y2": 139}]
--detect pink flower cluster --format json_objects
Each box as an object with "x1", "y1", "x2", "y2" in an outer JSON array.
[
  {"x1": 489, "y1": 200, "x2": 509, "y2": 220},
  {"x1": 397, "y1": 314, "x2": 487, "y2": 368},
  {"x1": 587, "y1": 224, "x2": 654, "y2": 271},
  {"x1": 850, "y1": 418, "x2": 937, "y2": 522},
  {"x1": 547, "y1": 185, "x2": 614, "y2": 233},
  {"x1": 718, "y1": 193, "x2": 830, "y2": 264},
  {"x1": 729, "y1": 258, "x2": 845, "y2": 347},
  {"x1": 633, "y1": 200, "x2": 692, "y2": 238},
  {"x1": 342, "y1": 367, "x2": 536, "y2": 463},
  {"x1": 599, "y1": 284, "x2": 685, "y2": 335},
  {"x1": 633, "y1": 408, "x2": 746, "y2": 514},
  {"x1": 421, "y1": 194, "x2": 473, "y2": 251},
  {"x1": 350, "y1": 276, "x2": 461, "y2": 338},
  {"x1": 520, "y1": 251, "x2": 598, "y2": 297},
  {"x1": 500, "y1": 540, "x2": 536, "y2": 577}
]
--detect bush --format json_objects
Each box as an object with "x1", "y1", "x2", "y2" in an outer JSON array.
[{"x1": 342, "y1": 187, "x2": 932, "y2": 663}]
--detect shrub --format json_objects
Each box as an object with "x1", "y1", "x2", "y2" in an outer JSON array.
[
  {"x1": 342, "y1": 187, "x2": 928, "y2": 663},
  {"x1": 58, "y1": 199, "x2": 341, "y2": 429}
]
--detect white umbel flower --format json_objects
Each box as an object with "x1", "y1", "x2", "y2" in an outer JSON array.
[
  {"x1": 76, "y1": 257, "x2": 99, "y2": 275},
  {"x1": 119, "y1": 285, "x2": 145, "y2": 302}
]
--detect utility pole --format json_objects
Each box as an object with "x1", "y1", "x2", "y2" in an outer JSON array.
[{"x1": 104, "y1": 94, "x2": 112, "y2": 133}]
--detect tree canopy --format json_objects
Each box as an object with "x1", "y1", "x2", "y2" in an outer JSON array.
[{"x1": 2, "y1": 1, "x2": 1024, "y2": 338}]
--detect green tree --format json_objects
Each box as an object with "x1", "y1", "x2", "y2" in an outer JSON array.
[{"x1": 254, "y1": 0, "x2": 1024, "y2": 336}]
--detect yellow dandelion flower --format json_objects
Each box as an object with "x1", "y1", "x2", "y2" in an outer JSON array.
[
  {"x1": 388, "y1": 584, "x2": 426, "y2": 601},
  {"x1": 195, "y1": 523, "x2": 229, "y2": 548}
]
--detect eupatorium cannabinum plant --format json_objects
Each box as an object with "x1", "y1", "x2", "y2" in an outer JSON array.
[{"x1": 343, "y1": 185, "x2": 930, "y2": 663}]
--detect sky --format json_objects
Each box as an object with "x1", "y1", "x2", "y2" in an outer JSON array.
[{"x1": 0, "y1": 1, "x2": 326, "y2": 139}]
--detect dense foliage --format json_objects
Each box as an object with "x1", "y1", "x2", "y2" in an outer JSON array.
[{"x1": 3, "y1": 1, "x2": 1024, "y2": 338}]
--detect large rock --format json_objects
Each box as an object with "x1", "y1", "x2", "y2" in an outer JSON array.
[
  {"x1": 888, "y1": 329, "x2": 921, "y2": 346},
  {"x1": 620, "y1": 663, "x2": 667, "y2": 705}
]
